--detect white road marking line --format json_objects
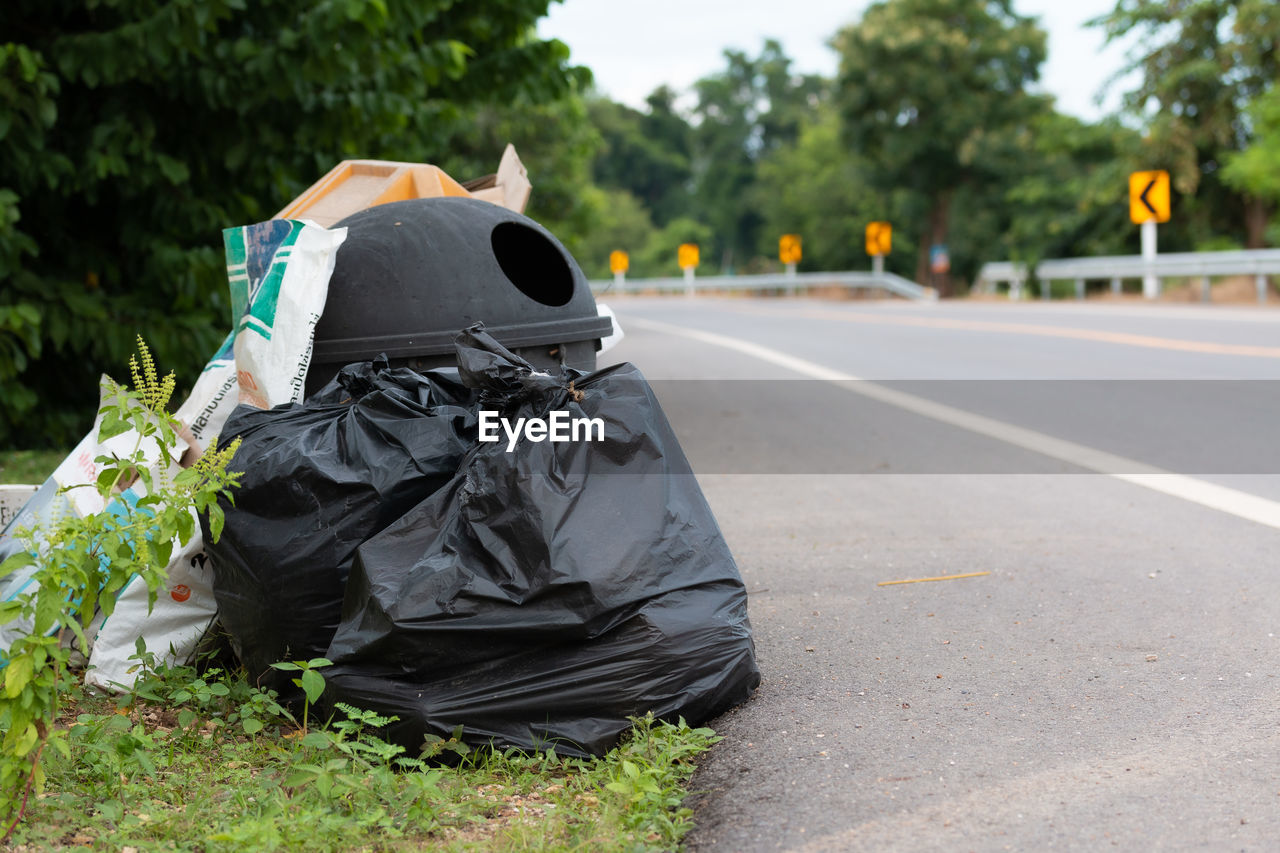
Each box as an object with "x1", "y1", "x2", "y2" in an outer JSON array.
[{"x1": 626, "y1": 315, "x2": 1280, "y2": 531}]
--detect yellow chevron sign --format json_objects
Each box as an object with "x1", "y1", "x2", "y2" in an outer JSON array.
[{"x1": 1129, "y1": 170, "x2": 1170, "y2": 224}]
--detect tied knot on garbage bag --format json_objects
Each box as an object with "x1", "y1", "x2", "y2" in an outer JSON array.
[
  {"x1": 455, "y1": 323, "x2": 584, "y2": 406},
  {"x1": 205, "y1": 326, "x2": 760, "y2": 759}
]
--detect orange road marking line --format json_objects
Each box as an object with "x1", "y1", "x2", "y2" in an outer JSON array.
[{"x1": 733, "y1": 305, "x2": 1280, "y2": 359}]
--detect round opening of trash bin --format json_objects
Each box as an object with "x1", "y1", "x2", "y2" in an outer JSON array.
[{"x1": 490, "y1": 221, "x2": 574, "y2": 307}]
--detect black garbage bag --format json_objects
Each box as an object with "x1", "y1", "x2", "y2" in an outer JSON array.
[
  {"x1": 322, "y1": 327, "x2": 759, "y2": 757},
  {"x1": 202, "y1": 359, "x2": 479, "y2": 691}
]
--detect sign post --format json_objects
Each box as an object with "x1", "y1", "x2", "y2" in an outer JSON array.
[
  {"x1": 1141, "y1": 219, "x2": 1157, "y2": 298},
  {"x1": 678, "y1": 243, "x2": 699, "y2": 297},
  {"x1": 866, "y1": 222, "x2": 891, "y2": 276},
  {"x1": 1129, "y1": 170, "x2": 1170, "y2": 299},
  {"x1": 609, "y1": 250, "x2": 629, "y2": 289}
]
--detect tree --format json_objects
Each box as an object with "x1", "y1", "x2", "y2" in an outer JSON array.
[
  {"x1": 429, "y1": 90, "x2": 602, "y2": 263},
  {"x1": 756, "y1": 104, "x2": 922, "y2": 275},
  {"x1": 588, "y1": 88, "x2": 693, "y2": 228},
  {"x1": 1092, "y1": 0, "x2": 1280, "y2": 247},
  {"x1": 633, "y1": 217, "x2": 714, "y2": 278},
  {"x1": 568, "y1": 186, "x2": 658, "y2": 280},
  {"x1": 582, "y1": 43, "x2": 824, "y2": 276},
  {"x1": 1222, "y1": 89, "x2": 1280, "y2": 246},
  {"x1": 755, "y1": 95, "x2": 1140, "y2": 287},
  {"x1": 936, "y1": 101, "x2": 1150, "y2": 278},
  {"x1": 1222, "y1": 88, "x2": 1280, "y2": 241},
  {"x1": 0, "y1": 0, "x2": 585, "y2": 448},
  {"x1": 688, "y1": 40, "x2": 825, "y2": 272},
  {"x1": 834, "y1": 0, "x2": 1047, "y2": 294}
]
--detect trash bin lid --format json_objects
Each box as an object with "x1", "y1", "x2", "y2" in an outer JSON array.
[{"x1": 312, "y1": 197, "x2": 611, "y2": 365}]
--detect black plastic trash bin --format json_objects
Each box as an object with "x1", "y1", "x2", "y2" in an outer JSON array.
[{"x1": 305, "y1": 197, "x2": 612, "y2": 395}]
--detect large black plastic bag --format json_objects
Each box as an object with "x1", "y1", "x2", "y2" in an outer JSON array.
[
  {"x1": 322, "y1": 327, "x2": 759, "y2": 758},
  {"x1": 203, "y1": 359, "x2": 479, "y2": 691}
]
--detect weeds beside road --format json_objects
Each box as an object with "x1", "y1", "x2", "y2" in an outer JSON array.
[
  {"x1": 5, "y1": 651, "x2": 718, "y2": 851},
  {"x1": 0, "y1": 439, "x2": 720, "y2": 851}
]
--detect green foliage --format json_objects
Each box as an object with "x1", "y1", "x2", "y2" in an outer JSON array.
[
  {"x1": 420, "y1": 724, "x2": 477, "y2": 763},
  {"x1": 121, "y1": 642, "x2": 295, "y2": 738},
  {"x1": 0, "y1": 450, "x2": 64, "y2": 485},
  {"x1": 756, "y1": 105, "x2": 921, "y2": 275},
  {"x1": 0, "y1": 0, "x2": 586, "y2": 449},
  {"x1": 688, "y1": 40, "x2": 827, "y2": 271},
  {"x1": 1091, "y1": 0, "x2": 1280, "y2": 246},
  {"x1": 0, "y1": 339, "x2": 242, "y2": 838},
  {"x1": 834, "y1": 0, "x2": 1048, "y2": 291},
  {"x1": 836, "y1": 0, "x2": 1047, "y2": 192},
  {"x1": 757, "y1": 19, "x2": 1137, "y2": 286},
  {"x1": 589, "y1": 89, "x2": 693, "y2": 228},
  {"x1": 279, "y1": 702, "x2": 422, "y2": 797},
  {"x1": 990, "y1": 112, "x2": 1142, "y2": 265},
  {"x1": 269, "y1": 657, "x2": 331, "y2": 733},
  {"x1": 572, "y1": 187, "x2": 659, "y2": 279},
  {"x1": 585, "y1": 41, "x2": 825, "y2": 275},
  {"x1": 635, "y1": 218, "x2": 716, "y2": 279},
  {"x1": 577, "y1": 3, "x2": 1275, "y2": 283},
  {"x1": 428, "y1": 88, "x2": 603, "y2": 265},
  {"x1": 1223, "y1": 88, "x2": 1280, "y2": 204},
  {"x1": 602, "y1": 714, "x2": 721, "y2": 847},
  {"x1": 574, "y1": 2, "x2": 1272, "y2": 289}
]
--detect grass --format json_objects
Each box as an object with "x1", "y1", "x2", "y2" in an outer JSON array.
[
  {"x1": 0, "y1": 450, "x2": 64, "y2": 485},
  {"x1": 2, "y1": 653, "x2": 720, "y2": 852}
]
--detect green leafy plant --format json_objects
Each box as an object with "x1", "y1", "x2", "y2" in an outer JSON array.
[
  {"x1": 420, "y1": 723, "x2": 474, "y2": 762},
  {"x1": 281, "y1": 702, "x2": 437, "y2": 799},
  {"x1": 269, "y1": 657, "x2": 331, "y2": 735},
  {"x1": 229, "y1": 678, "x2": 294, "y2": 737},
  {"x1": 67, "y1": 711, "x2": 159, "y2": 823},
  {"x1": 1, "y1": 2, "x2": 588, "y2": 449},
  {"x1": 120, "y1": 637, "x2": 294, "y2": 738},
  {"x1": 603, "y1": 714, "x2": 722, "y2": 848},
  {"x1": 327, "y1": 703, "x2": 417, "y2": 768},
  {"x1": 0, "y1": 338, "x2": 242, "y2": 839}
]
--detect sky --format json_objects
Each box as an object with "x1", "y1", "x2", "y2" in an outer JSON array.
[{"x1": 538, "y1": 0, "x2": 1139, "y2": 123}]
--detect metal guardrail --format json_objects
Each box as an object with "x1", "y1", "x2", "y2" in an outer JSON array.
[
  {"x1": 590, "y1": 270, "x2": 937, "y2": 302},
  {"x1": 974, "y1": 261, "x2": 1030, "y2": 298},
  {"x1": 978, "y1": 249, "x2": 1280, "y2": 303},
  {"x1": 1037, "y1": 249, "x2": 1280, "y2": 279}
]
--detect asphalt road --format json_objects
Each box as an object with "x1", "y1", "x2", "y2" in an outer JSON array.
[{"x1": 597, "y1": 295, "x2": 1280, "y2": 852}]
